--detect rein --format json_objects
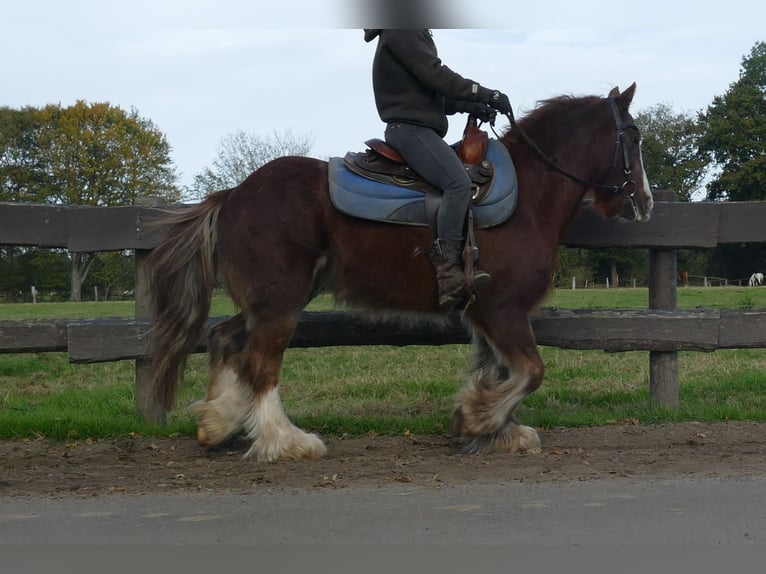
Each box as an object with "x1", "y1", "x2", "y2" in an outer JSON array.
[{"x1": 491, "y1": 98, "x2": 638, "y2": 198}]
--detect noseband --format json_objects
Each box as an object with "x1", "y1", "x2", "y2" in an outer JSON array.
[{"x1": 501, "y1": 98, "x2": 640, "y2": 198}]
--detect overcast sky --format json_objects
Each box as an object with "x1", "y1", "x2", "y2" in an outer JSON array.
[{"x1": 2, "y1": 0, "x2": 764, "y2": 190}]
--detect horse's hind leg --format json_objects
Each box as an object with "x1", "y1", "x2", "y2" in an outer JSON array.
[
  {"x1": 193, "y1": 312, "x2": 326, "y2": 461},
  {"x1": 453, "y1": 316, "x2": 543, "y2": 455},
  {"x1": 192, "y1": 314, "x2": 252, "y2": 446},
  {"x1": 239, "y1": 312, "x2": 326, "y2": 461}
]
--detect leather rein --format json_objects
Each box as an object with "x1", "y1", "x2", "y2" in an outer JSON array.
[{"x1": 492, "y1": 98, "x2": 639, "y2": 199}]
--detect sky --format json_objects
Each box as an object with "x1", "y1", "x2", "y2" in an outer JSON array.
[{"x1": 2, "y1": 0, "x2": 764, "y2": 191}]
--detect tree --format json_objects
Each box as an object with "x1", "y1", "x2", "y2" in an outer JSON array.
[
  {"x1": 700, "y1": 41, "x2": 766, "y2": 202},
  {"x1": 0, "y1": 101, "x2": 180, "y2": 300},
  {"x1": 699, "y1": 42, "x2": 766, "y2": 280},
  {"x1": 0, "y1": 106, "x2": 47, "y2": 202},
  {"x1": 187, "y1": 129, "x2": 314, "y2": 199},
  {"x1": 34, "y1": 101, "x2": 179, "y2": 205},
  {"x1": 584, "y1": 247, "x2": 648, "y2": 288},
  {"x1": 634, "y1": 104, "x2": 711, "y2": 202},
  {"x1": 87, "y1": 250, "x2": 136, "y2": 301}
]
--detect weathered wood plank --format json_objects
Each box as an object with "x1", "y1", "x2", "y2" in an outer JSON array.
[
  {"x1": 65, "y1": 314, "x2": 472, "y2": 363},
  {"x1": 718, "y1": 310, "x2": 766, "y2": 348},
  {"x1": 64, "y1": 309, "x2": 736, "y2": 363},
  {"x1": 530, "y1": 308, "x2": 721, "y2": 352},
  {"x1": 562, "y1": 201, "x2": 721, "y2": 249},
  {"x1": 0, "y1": 203, "x2": 69, "y2": 247},
  {"x1": 646, "y1": 193, "x2": 680, "y2": 409},
  {"x1": 67, "y1": 319, "x2": 148, "y2": 362},
  {"x1": 66, "y1": 205, "x2": 174, "y2": 252},
  {"x1": 289, "y1": 312, "x2": 470, "y2": 348},
  {"x1": 3, "y1": 200, "x2": 766, "y2": 251},
  {"x1": 717, "y1": 202, "x2": 766, "y2": 244},
  {"x1": 0, "y1": 320, "x2": 68, "y2": 353}
]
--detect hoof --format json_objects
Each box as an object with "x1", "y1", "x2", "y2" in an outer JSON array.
[
  {"x1": 517, "y1": 424, "x2": 542, "y2": 453},
  {"x1": 462, "y1": 424, "x2": 541, "y2": 455},
  {"x1": 191, "y1": 400, "x2": 241, "y2": 447},
  {"x1": 245, "y1": 431, "x2": 328, "y2": 462}
]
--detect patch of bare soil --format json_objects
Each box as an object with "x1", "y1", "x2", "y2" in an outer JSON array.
[{"x1": 2, "y1": 422, "x2": 766, "y2": 498}]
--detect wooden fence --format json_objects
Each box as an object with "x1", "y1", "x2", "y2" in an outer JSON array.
[{"x1": 2, "y1": 193, "x2": 766, "y2": 422}]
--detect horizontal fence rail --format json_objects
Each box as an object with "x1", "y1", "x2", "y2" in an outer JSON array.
[
  {"x1": 3, "y1": 309, "x2": 766, "y2": 361},
  {"x1": 4, "y1": 200, "x2": 766, "y2": 251},
  {"x1": 2, "y1": 196, "x2": 766, "y2": 418}
]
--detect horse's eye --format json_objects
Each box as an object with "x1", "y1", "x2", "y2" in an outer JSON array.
[{"x1": 632, "y1": 137, "x2": 640, "y2": 145}]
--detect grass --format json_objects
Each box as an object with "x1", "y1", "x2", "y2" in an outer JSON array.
[{"x1": 1, "y1": 287, "x2": 766, "y2": 439}]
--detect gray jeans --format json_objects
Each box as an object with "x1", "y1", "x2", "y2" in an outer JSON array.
[{"x1": 385, "y1": 122, "x2": 471, "y2": 244}]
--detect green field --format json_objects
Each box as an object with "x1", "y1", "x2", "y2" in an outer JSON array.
[{"x1": 1, "y1": 287, "x2": 765, "y2": 440}]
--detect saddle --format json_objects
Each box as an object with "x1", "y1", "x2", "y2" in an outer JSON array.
[
  {"x1": 343, "y1": 117, "x2": 495, "y2": 205},
  {"x1": 327, "y1": 123, "x2": 518, "y2": 232}
]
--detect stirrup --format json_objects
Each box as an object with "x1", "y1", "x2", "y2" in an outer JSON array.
[
  {"x1": 462, "y1": 238, "x2": 491, "y2": 297},
  {"x1": 472, "y1": 270, "x2": 491, "y2": 294}
]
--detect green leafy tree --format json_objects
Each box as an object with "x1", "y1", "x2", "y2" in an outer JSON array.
[
  {"x1": 0, "y1": 101, "x2": 180, "y2": 300},
  {"x1": 633, "y1": 103, "x2": 713, "y2": 282},
  {"x1": 700, "y1": 41, "x2": 766, "y2": 202},
  {"x1": 187, "y1": 129, "x2": 314, "y2": 199},
  {"x1": 0, "y1": 247, "x2": 24, "y2": 300},
  {"x1": 35, "y1": 101, "x2": 179, "y2": 205},
  {"x1": 586, "y1": 248, "x2": 648, "y2": 288},
  {"x1": 553, "y1": 247, "x2": 593, "y2": 289},
  {"x1": 87, "y1": 250, "x2": 136, "y2": 300},
  {"x1": 0, "y1": 106, "x2": 47, "y2": 202},
  {"x1": 699, "y1": 42, "x2": 766, "y2": 280},
  {"x1": 634, "y1": 104, "x2": 710, "y2": 202}
]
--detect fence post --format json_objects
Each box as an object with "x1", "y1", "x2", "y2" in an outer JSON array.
[
  {"x1": 648, "y1": 190, "x2": 679, "y2": 410},
  {"x1": 134, "y1": 196, "x2": 166, "y2": 424}
]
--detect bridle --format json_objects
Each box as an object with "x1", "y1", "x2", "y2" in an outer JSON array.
[
  {"x1": 491, "y1": 98, "x2": 640, "y2": 201},
  {"x1": 606, "y1": 98, "x2": 639, "y2": 199}
]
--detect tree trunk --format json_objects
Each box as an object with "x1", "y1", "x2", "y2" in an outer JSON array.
[
  {"x1": 610, "y1": 260, "x2": 619, "y2": 288},
  {"x1": 70, "y1": 256, "x2": 82, "y2": 302},
  {"x1": 69, "y1": 252, "x2": 97, "y2": 302}
]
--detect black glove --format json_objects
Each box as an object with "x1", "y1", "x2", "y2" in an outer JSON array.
[
  {"x1": 487, "y1": 90, "x2": 512, "y2": 115},
  {"x1": 464, "y1": 102, "x2": 497, "y2": 124}
]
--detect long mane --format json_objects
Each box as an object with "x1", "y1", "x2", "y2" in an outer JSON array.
[{"x1": 502, "y1": 94, "x2": 604, "y2": 143}]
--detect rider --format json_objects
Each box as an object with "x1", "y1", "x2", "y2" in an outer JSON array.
[{"x1": 364, "y1": 29, "x2": 513, "y2": 310}]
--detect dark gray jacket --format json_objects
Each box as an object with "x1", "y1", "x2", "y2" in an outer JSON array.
[{"x1": 364, "y1": 29, "x2": 493, "y2": 137}]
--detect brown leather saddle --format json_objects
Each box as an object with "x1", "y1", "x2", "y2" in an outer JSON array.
[{"x1": 342, "y1": 118, "x2": 495, "y2": 206}]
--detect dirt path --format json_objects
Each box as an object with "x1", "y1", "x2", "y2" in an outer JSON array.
[{"x1": 3, "y1": 421, "x2": 765, "y2": 497}]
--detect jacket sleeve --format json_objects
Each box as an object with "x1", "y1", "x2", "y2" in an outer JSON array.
[
  {"x1": 445, "y1": 99, "x2": 475, "y2": 115},
  {"x1": 444, "y1": 98, "x2": 462, "y2": 115},
  {"x1": 445, "y1": 99, "x2": 491, "y2": 116},
  {"x1": 383, "y1": 30, "x2": 494, "y2": 103}
]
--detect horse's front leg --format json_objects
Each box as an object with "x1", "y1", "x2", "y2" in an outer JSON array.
[{"x1": 453, "y1": 319, "x2": 544, "y2": 455}]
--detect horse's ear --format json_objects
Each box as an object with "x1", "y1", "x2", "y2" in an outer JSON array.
[
  {"x1": 608, "y1": 86, "x2": 620, "y2": 98},
  {"x1": 619, "y1": 82, "x2": 637, "y2": 106}
]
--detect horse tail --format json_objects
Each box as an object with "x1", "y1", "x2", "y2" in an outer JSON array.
[{"x1": 146, "y1": 191, "x2": 226, "y2": 411}]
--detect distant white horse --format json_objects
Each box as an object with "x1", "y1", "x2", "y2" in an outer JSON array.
[{"x1": 748, "y1": 272, "x2": 763, "y2": 287}]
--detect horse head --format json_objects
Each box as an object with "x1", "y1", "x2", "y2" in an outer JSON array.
[{"x1": 587, "y1": 83, "x2": 654, "y2": 222}]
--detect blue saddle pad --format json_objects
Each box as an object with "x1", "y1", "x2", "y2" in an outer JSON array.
[{"x1": 328, "y1": 139, "x2": 518, "y2": 229}]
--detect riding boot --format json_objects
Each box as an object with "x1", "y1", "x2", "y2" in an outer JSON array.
[{"x1": 428, "y1": 240, "x2": 466, "y2": 310}]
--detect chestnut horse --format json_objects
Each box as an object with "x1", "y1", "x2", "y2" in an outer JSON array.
[{"x1": 147, "y1": 84, "x2": 653, "y2": 461}]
